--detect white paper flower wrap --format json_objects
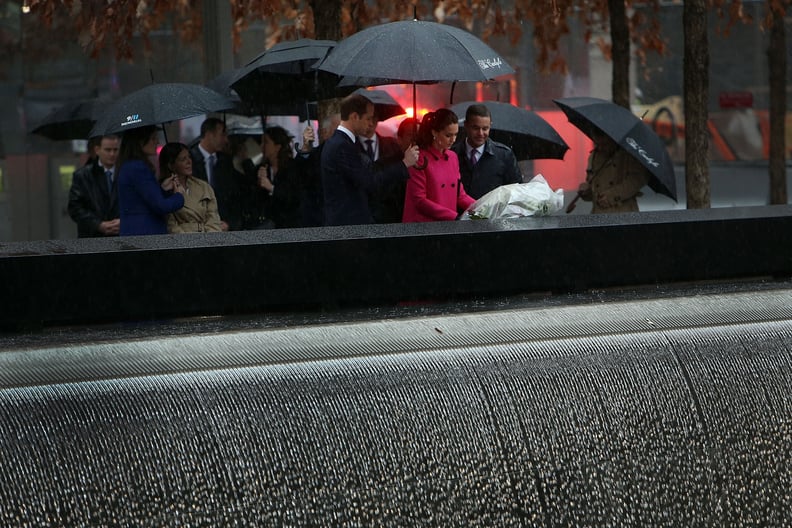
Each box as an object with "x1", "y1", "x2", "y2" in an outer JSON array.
[{"x1": 463, "y1": 175, "x2": 564, "y2": 220}]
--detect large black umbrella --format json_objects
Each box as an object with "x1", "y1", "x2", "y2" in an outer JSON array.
[
  {"x1": 31, "y1": 98, "x2": 112, "y2": 140},
  {"x1": 554, "y1": 96, "x2": 677, "y2": 201},
  {"x1": 208, "y1": 70, "x2": 318, "y2": 120},
  {"x1": 354, "y1": 88, "x2": 406, "y2": 121},
  {"x1": 230, "y1": 39, "x2": 349, "y2": 109},
  {"x1": 317, "y1": 19, "x2": 514, "y2": 117},
  {"x1": 90, "y1": 83, "x2": 234, "y2": 136},
  {"x1": 206, "y1": 70, "x2": 259, "y2": 117},
  {"x1": 449, "y1": 101, "x2": 569, "y2": 161}
]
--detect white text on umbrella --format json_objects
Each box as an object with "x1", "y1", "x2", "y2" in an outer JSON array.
[
  {"x1": 477, "y1": 58, "x2": 504, "y2": 70},
  {"x1": 625, "y1": 137, "x2": 660, "y2": 167}
]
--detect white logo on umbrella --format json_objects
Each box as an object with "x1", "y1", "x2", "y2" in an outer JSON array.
[
  {"x1": 625, "y1": 137, "x2": 660, "y2": 167},
  {"x1": 122, "y1": 114, "x2": 142, "y2": 127},
  {"x1": 477, "y1": 58, "x2": 504, "y2": 70}
]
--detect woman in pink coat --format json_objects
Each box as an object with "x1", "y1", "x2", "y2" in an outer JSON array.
[{"x1": 402, "y1": 109, "x2": 475, "y2": 222}]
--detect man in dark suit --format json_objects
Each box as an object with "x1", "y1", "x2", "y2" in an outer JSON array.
[
  {"x1": 190, "y1": 117, "x2": 242, "y2": 230},
  {"x1": 357, "y1": 112, "x2": 408, "y2": 224},
  {"x1": 321, "y1": 93, "x2": 419, "y2": 226},
  {"x1": 68, "y1": 134, "x2": 121, "y2": 237},
  {"x1": 451, "y1": 103, "x2": 522, "y2": 199},
  {"x1": 295, "y1": 115, "x2": 339, "y2": 228}
]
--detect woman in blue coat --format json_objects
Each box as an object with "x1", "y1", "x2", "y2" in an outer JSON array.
[{"x1": 118, "y1": 125, "x2": 185, "y2": 236}]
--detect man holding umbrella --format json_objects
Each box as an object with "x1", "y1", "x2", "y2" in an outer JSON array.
[
  {"x1": 355, "y1": 93, "x2": 409, "y2": 224},
  {"x1": 321, "y1": 93, "x2": 418, "y2": 226},
  {"x1": 451, "y1": 104, "x2": 522, "y2": 199}
]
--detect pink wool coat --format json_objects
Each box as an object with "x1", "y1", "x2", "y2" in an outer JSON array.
[{"x1": 402, "y1": 146, "x2": 475, "y2": 222}]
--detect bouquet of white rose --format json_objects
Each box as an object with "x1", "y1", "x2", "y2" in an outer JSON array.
[{"x1": 463, "y1": 175, "x2": 564, "y2": 220}]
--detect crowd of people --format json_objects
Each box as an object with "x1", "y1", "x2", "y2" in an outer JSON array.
[{"x1": 68, "y1": 92, "x2": 650, "y2": 237}]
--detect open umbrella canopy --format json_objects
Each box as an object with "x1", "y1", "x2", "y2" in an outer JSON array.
[
  {"x1": 31, "y1": 98, "x2": 112, "y2": 140},
  {"x1": 230, "y1": 39, "x2": 350, "y2": 108},
  {"x1": 553, "y1": 96, "x2": 677, "y2": 201},
  {"x1": 338, "y1": 76, "x2": 437, "y2": 88},
  {"x1": 206, "y1": 70, "x2": 259, "y2": 117},
  {"x1": 317, "y1": 19, "x2": 514, "y2": 115},
  {"x1": 318, "y1": 20, "x2": 514, "y2": 83},
  {"x1": 354, "y1": 88, "x2": 406, "y2": 121},
  {"x1": 449, "y1": 101, "x2": 569, "y2": 161},
  {"x1": 240, "y1": 38, "x2": 337, "y2": 74},
  {"x1": 208, "y1": 70, "x2": 318, "y2": 120},
  {"x1": 90, "y1": 83, "x2": 234, "y2": 136}
]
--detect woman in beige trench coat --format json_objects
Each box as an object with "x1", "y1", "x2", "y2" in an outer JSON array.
[{"x1": 577, "y1": 128, "x2": 650, "y2": 214}]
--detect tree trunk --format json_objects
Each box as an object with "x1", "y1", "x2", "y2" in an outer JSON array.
[
  {"x1": 608, "y1": 0, "x2": 630, "y2": 109},
  {"x1": 308, "y1": 0, "x2": 342, "y2": 128},
  {"x1": 768, "y1": 3, "x2": 787, "y2": 205},
  {"x1": 683, "y1": 0, "x2": 710, "y2": 208},
  {"x1": 310, "y1": 0, "x2": 342, "y2": 41}
]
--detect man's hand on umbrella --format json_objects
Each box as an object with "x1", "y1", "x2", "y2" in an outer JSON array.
[
  {"x1": 402, "y1": 145, "x2": 420, "y2": 168},
  {"x1": 300, "y1": 127, "x2": 315, "y2": 152},
  {"x1": 258, "y1": 167, "x2": 274, "y2": 194}
]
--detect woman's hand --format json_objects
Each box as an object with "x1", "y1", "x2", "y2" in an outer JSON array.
[
  {"x1": 161, "y1": 174, "x2": 176, "y2": 191},
  {"x1": 173, "y1": 179, "x2": 186, "y2": 195},
  {"x1": 596, "y1": 195, "x2": 613, "y2": 208},
  {"x1": 577, "y1": 181, "x2": 592, "y2": 200}
]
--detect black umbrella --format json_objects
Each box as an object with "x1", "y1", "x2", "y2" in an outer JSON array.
[
  {"x1": 206, "y1": 70, "x2": 259, "y2": 117},
  {"x1": 208, "y1": 70, "x2": 318, "y2": 121},
  {"x1": 317, "y1": 19, "x2": 514, "y2": 118},
  {"x1": 90, "y1": 83, "x2": 234, "y2": 136},
  {"x1": 230, "y1": 39, "x2": 349, "y2": 109},
  {"x1": 31, "y1": 98, "x2": 112, "y2": 140},
  {"x1": 449, "y1": 101, "x2": 569, "y2": 161},
  {"x1": 354, "y1": 88, "x2": 406, "y2": 121},
  {"x1": 553, "y1": 96, "x2": 677, "y2": 201},
  {"x1": 338, "y1": 75, "x2": 436, "y2": 88}
]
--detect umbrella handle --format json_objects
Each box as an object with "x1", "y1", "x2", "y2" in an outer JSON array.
[
  {"x1": 303, "y1": 120, "x2": 314, "y2": 149},
  {"x1": 566, "y1": 193, "x2": 581, "y2": 214}
]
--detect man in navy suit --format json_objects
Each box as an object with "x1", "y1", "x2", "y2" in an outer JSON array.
[
  {"x1": 190, "y1": 117, "x2": 242, "y2": 230},
  {"x1": 451, "y1": 103, "x2": 522, "y2": 199},
  {"x1": 356, "y1": 110, "x2": 407, "y2": 224},
  {"x1": 321, "y1": 93, "x2": 419, "y2": 226}
]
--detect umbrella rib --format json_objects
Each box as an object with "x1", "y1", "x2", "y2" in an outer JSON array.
[{"x1": 445, "y1": 31, "x2": 490, "y2": 82}]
